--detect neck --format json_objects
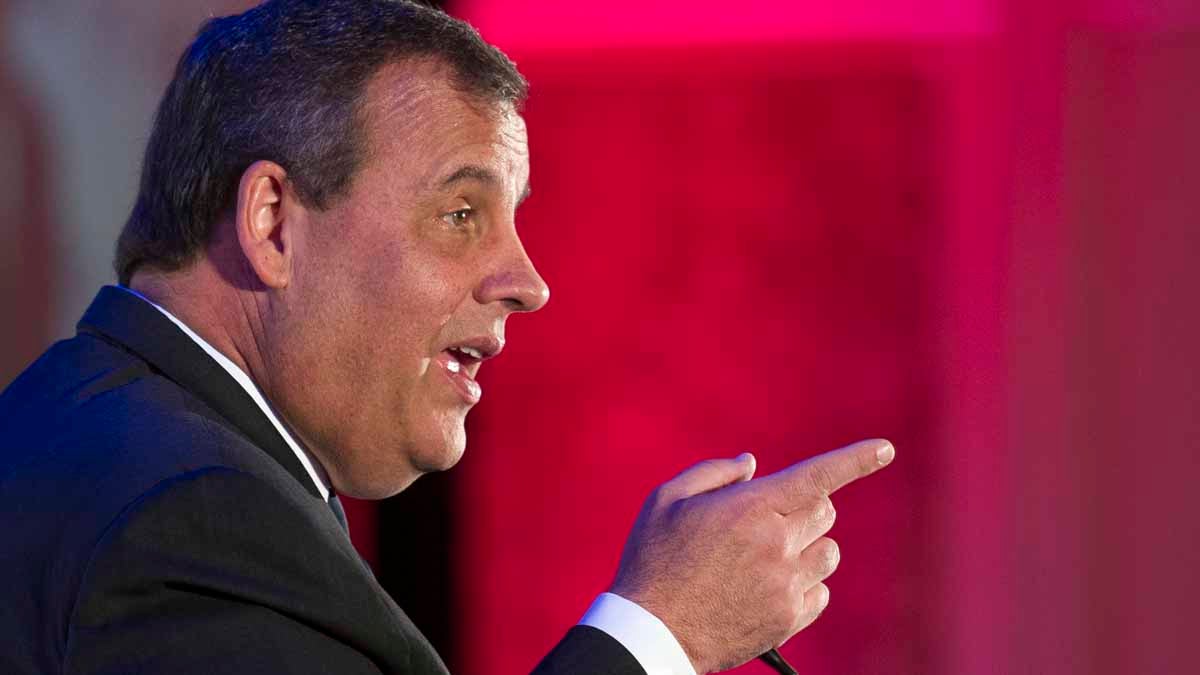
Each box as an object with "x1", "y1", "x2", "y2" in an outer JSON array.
[
  {"x1": 129, "y1": 263, "x2": 272, "y2": 396},
  {"x1": 129, "y1": 264, "x2": 334, "y2": 500}
]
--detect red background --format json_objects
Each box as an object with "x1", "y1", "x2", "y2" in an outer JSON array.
[
  {"x1": 441, "y1": 2, "x2": 1199, "y2": 673},
  {"x1": 458, "y1": 47, "x2": 945, "y2": 673},
  {"x1": 2, "y1": 1, "x2": 1197, "y2": 673}
]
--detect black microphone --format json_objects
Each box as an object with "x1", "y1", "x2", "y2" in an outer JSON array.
[{"x1": 759, "y1": 648, "x2": 798, "y2": 675}]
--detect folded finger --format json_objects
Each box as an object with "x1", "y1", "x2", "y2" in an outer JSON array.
[
  {"x1": 794, "y1": 536, "x2": 840, "y2": 592},
  {"x1": 787, "y1": 582, "x2": 831, "y2": 639},
  {"x1": 786, "y1": 495, "x2": 836, "y2": 550}
]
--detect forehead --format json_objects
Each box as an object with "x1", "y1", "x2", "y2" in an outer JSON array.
[{"x1": 357, "y1": 59, "x2": 529, "y2": 194}]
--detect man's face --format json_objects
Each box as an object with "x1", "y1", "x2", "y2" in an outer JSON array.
[{"x1": 268, "y1": 61, "x2": 548, "y2": 499}]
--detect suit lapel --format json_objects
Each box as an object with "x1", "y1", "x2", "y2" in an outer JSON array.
[
  {"x1": 76, "y1": 285, "x2": 323, "y2": 500},
  {"x1": 76, "y1": 286, "x2": 452, "y2": 673}
]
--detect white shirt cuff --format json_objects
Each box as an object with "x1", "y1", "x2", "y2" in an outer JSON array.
[{"x1": 579, "y1": 592, "x2": 698, "y2": 675}]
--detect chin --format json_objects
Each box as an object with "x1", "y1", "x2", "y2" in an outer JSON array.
[
  {"x1": 411, "y1": 424, "x2": 467, "y2": 474},
  {"x1": 332, "y1": 415, "x2": 468, "y2": 499}
]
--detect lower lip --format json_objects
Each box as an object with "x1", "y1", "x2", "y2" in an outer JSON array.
[{"x1": 438, "y1": 358, "x2": 482, "y2": 404}]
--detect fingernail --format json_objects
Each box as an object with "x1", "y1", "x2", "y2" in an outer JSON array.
[{"x1": 876, "y1": 442, "x2": 895, "y2": 465}]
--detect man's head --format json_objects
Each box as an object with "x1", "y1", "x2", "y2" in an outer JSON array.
[
  {"x1": 118, "y1": 0, "x2": 549, "y2": 498},
  {"x1": 116, "y1": 0, "x2": 527, "y2": 284}
]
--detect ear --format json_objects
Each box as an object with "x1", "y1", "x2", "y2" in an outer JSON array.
[{"x1": 234, "y1": 160, "x2": 300, "y2": 289}]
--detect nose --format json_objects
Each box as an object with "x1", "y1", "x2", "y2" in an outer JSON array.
[{"x1": 475, "y1": 233, "x2": 550, "y2": 314}]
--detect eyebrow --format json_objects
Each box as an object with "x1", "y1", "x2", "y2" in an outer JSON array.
[{"x1": 439, "y1": 164, "x2": 532, "y2": 206}]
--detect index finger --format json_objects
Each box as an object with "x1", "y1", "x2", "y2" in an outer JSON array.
[{"x1": 759, "y1": 438, "x2": 894, "y2": 513}]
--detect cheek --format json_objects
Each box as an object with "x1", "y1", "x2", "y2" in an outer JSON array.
[
  {"x1": 372, "y1": 248, "x2": 469, "y2": 327},
  {"x1": 301, "y1": 218, "x2": 473, "y2": 380},
  {"x1": 343, "y1": 264, "x2": 463, "y2": 397}
]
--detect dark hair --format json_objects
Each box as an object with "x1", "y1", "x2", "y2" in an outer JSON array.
[{"x1": 114, "y1": 0, "x2": 527, "y2": 285}]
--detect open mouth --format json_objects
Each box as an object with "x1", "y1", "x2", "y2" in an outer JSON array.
[
  {"x1": 436, "y1": 337, "x2": 502, "y2": 403},
  {"x1": 444, "y1": 346, "x2": 484, "y2": 376}
]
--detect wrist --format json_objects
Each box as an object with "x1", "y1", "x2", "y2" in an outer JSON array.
[
  {"x1": 607, "y1": 586, "x2": 708, "y2": 674},
  {"x1": 582, "y1": 592, "x2": 701, "y2": 675}
]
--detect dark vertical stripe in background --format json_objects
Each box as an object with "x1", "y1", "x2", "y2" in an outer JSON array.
[{"x1": 378, "y1": 470, "x2": 458, "y2": 671}]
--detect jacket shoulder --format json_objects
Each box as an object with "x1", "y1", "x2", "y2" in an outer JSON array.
[
  {"x1": 0, "y1": 333, "x2": 314, "y2": 674},
  {"x1": 1, "y1": 330, "x2": 280, "y2": 488},
  {"x1": 64, "y1": 466, "x2": 406, "y2": 675}
]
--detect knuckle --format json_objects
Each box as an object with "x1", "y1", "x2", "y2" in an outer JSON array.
[
  {"x1": 812, "y1": 495, "x2": 836, "y2": 527},
  {"x1": 779, "y1": 531, "x2": 802, "y2": 560},
  {"x1": 793, "y1": 583, "x2": 830, "y2": 632},
  {"x1": 813, "y1": 537, "x2": 841, "y2": 574},
  {"x1": 649, "y1": 484, "x2": 676, "y2": 510},
  {"x1": 782, "y1": 578, "x2": 807, "y2": 624},
  {"x1": 811, "y1": 582, "x2": 831, "y2": 613},
  {"x1": 785, "y1": 569, "x2": 806, "y2": 599}
]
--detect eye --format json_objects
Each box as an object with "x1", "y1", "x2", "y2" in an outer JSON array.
[{"x1": 441, "y1": 207, "x2": 474, "y2": 230}]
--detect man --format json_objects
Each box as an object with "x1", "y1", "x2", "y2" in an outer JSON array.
[{"x1": 0, "y1": 1, "x2": 893, "y2": 673}]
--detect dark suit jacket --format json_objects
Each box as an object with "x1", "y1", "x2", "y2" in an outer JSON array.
[{"x1": 0, "y1": 286, "x2": 644, "y2": 675}]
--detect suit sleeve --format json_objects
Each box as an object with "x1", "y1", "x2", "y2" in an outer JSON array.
[
  {"x1": 63, "y1": 467, "x2": 417, "y2": 675},
  {"x1": 533, "y1": 625, "x2": 648, "y2": 675}
]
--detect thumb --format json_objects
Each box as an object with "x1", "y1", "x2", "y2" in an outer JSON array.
[{"x1": 665, "y1": 453, "x2": 757, "y2": 501}]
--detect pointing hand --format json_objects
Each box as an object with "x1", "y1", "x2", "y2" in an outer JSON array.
[{"x1": 610, "y1": 439, "x2": 895, "y2": 673}]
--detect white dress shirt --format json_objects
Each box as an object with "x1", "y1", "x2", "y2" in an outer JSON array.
[{"x1": 118, "y1": 285, "x2": 696, "y2": 675}]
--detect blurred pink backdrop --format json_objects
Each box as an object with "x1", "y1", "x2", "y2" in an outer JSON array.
[{"x1": 1, "y1": 1, "x2": 1197, "y2": 673}]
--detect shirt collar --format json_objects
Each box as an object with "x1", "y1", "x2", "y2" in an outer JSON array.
[{"x1": 116, "y1": 285, "x2": 332, "y2": 501}]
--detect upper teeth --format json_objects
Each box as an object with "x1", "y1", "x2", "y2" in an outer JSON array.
[{"x1": 455, "y1": 346, "x2": 484, "y2": 359}]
